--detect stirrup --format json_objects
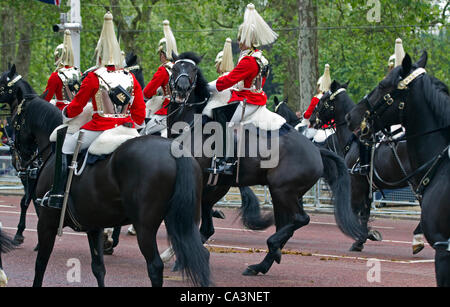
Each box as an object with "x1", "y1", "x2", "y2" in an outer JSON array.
[
  {"x1": 206, "y1": 157, "x2": 236, "y2": 176},
  {"x1": 351, "y1": 164, "x2": 370, "y2": 176}
]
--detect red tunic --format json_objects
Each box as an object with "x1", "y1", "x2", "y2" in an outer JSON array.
[
  {"x1": 66, "y1": 67, "x2": 146, "y2": 131},
  {"x1": 43, "y1": 71, "x2": 66, "y2": 110},
  {"x1": 143, "y1": 65, "x2": 170, "y2": 116},
  {"x1": 216, "y1": 53, "x2": 267, "y2": 106}
]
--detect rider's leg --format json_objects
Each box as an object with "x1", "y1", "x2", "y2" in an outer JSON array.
[
  {"x1": 47, "y1": 129, "x2": 101, "y2": 209},
  {"x1": 206, "y1": 102, "x2": 260, "y2": 175},
  {"x1": 353, "y1": 140, "x2": 372, "y2": 176}
]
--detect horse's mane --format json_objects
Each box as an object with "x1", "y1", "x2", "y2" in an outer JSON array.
[
  {"x1": 178, "y1": 52, "x2": 210, "y2": 102},
  {"x1": 26, "y1": 98, "x2": 62, "y2": 137},
  {"x1": 422, "y1": 74, "x2": 450, "y2": 127}
]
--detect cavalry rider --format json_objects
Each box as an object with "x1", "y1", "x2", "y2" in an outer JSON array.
[
  {"x1": 45, "y1": 12, "x2": 146, "y2": 209},
  {"x1": 302, "y1": 64, "x2": 333, "y2": 140},
  {"x1": 142, "y1": 20, "x2": 177, "y2": 136},
  {"x1": 43, "y1": 30, "x2": 81, "y2": 111},
  {"x1": 353, "y1": 38, "x2": 405, "y2": 176},
  {"x1": 207, "y1": 3, "x2": 278, "y2": 175}
]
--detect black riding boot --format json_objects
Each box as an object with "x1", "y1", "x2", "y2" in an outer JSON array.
[
  {"x1": 206, "y1": 107, "x2": 237, "y2": 176},
  {"x1": 353, "y1": 141, "x2": 371, "y2": 176},
  {"x1": 46, "y1": 127, "x2": 69, "y2": 209}
]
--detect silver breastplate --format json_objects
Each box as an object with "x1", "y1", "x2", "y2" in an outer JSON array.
[
  {"x1": 94, "y1": 68, "x2": 134, "y2": 118},
  {"x1": 57, "y1": 67, "x2": 81, "y2": 101}
]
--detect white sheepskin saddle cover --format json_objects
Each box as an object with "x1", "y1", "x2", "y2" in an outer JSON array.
[
  {"x1": 203, "y1": 80, "x2": 232, "y2": 118},
  {"x1": 241, "y1": 105, "x2": 286, "y2": 131},
  {"x1": 313, "y1": 128, "x2": 335, "y2": 143},
  {"x1": 49, "y1": 103, "x2": 94, "y2": 142},
  {"x1": 88, "y1": 125, "x2": 140, "y2": 156}
]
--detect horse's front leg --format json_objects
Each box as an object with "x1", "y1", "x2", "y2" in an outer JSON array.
[
  {"x1": 87, "y1": 228, "x2": 106, "y2": 287},
  {"x1": 33, "y1": 208, "x2": 59, "y2": 287},
  {"x1": 243, "y1": 194, "x2": 310, "y2": 276}
]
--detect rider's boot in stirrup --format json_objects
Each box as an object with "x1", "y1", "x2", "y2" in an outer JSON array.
[{"x1": 45, "y1": 127, "x2": 69, "y2": 209}]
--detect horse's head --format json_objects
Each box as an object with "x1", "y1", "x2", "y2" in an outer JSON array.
[
  {"x1": 311, "y1": 80, "x2": 349, "y2": 129},
  {"x1": 167, "y1": 52, "x2": 210, "y2": 136},
  {"x1": 0, "y1": 64, "x2": 22, "y2": 109},
  {"x1": 346, "y1": 51, "x2": 428, "y2": 139}
]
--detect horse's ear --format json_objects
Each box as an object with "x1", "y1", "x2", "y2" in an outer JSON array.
[
  {"x1": 401, "y1": 54, "x2": 412, "y2": 78},
  {"x1": 8, "y1": 64, "x2": 16, "y2": 78},
  {"x1": 330, "y1": 80, "x2": 339, "y2": 92},
  {"x1": 274, "y1": 96, "x2": 279, "y2": 104},
  {"x1": 344, "y1": 80, "x2": 350, "y2": 88},
  {"x1": 172, "y1": 51, "x2": 179, "y2": 62},
  {"x1": 416, "y1": 50, "x2": 428, "y2": 68}
]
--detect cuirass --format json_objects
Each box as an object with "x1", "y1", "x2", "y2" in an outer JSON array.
[
  {"x1": 58, "y1": 67, "x2": 81, "y2": 101},
  {"x1": 94, "y1": 67, "x2": 134, "y2": 118}
]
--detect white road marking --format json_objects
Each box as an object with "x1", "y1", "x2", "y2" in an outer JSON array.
[{"x1": 0, "y1": 210, "x2": 37, "y2": 216}]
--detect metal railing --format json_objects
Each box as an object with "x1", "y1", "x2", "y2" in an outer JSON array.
[
  {"x1": 0, "y1": 152, "x2": 420, "y2": 215},
  {"x1": 218, "y1": 180, "x2": 420, "y2": 216}
]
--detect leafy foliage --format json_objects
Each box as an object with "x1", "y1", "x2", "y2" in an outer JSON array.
[{"x1": 0, "y1": 0, "x2": 447, "y2": 115}]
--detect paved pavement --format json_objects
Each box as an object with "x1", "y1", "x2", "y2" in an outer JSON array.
[{"x1": 0, "y1": 195, "x2": 436, "y2": 287}]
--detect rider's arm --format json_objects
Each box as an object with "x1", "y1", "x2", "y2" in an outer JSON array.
[
  {"x1": 215, "y1": 56, "x2": 258, "y2": 92},
  {"x1": 65, "y1": 72, "x2": 99, "y2": 119},
  {"x1": 143, "y1": 66, "x2": 168, "y2": 99},
  {"x1": 303, "y1": 96, "x2": 320, "y2": 119},
  {"x1": 43, "y1": 72, "x2": 61, "y2": 102},
  {"x1": 130, "y1": 74, "x2": 146, "y2": 126}
]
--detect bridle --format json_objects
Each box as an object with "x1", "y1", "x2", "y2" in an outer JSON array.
[
  {"x1": 314, "y1": 88, "x2": 347, "y2": 128},
  {"x1": 358, "y1": 68, "x2": 427, "y2": 138},
  {"x1": 169, "y1": 59, "x2": 201, "y2": 107}
]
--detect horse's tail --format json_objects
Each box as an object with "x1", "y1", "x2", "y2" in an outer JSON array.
[
  {"x1": 239, "y1": 186, "x2": 274, "y2": 230},
  {"x1": 319, "y1": 148, "x2": 367, "y2": 241},
  {"x1": 164, "y1": 157, "x2": 211, "y2": 287},
  {"x1": 0, "y1": 223, "x2": 16, "y2": 254}
]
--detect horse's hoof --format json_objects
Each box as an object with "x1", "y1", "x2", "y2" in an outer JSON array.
[
  {"x1": 127, "y1": 226, "x2": 136, "y2": 236},
  {"x1": 212, "y1": 210, "x2": 226, "y2": 219},
  {"x1": 412, "y1": 244, "x2": 425, "y2": 255},
  {"x1": 13, "y1": 234, "x2": 24, "y2": 245},
  {"x1": 349, "y1": 242, "x2": 364, "y2": 252},
  {"x1": 33, "y1": 244, "x2": 39, "y2": 252},
  {"x1": 368, "y1": 230, "x2": 383, "y2": 242},
  {"x1": 0, "y1": 270, "x2": 7, "y2": 287},
  {"x1": 242, "y1": 266, "x2": 259, "y2": 276},
  {"x1": 104, "y1": 247, "x2": 114, "y2": 255}
]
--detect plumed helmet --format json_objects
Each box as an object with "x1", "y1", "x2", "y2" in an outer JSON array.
[
  {"x1": 394, "y1": 38, "x2": 405, "y2": 68},
  {"x1": 215, "y1": 38, "x2": 234, "y2": 73},
  {"x1": 54, "y1": 30, "x2": 75, "y2": 68},
  {"x1": 95, "y1": 12, "x2": 123, "y2": 68},
  {"x1": 317, "y1": 64, "x2": 331, "y2": 93},
  {"x1": 158, "y1": 20, "x2": 178, "y2": 61},
  {"x1": 237, "y1": 3, "x2": 278, "y2": 48}
]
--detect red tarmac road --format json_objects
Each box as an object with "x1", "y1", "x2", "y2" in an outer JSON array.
[{"x1": 0, "y1": 195, "x2": 436, "y2": 287}]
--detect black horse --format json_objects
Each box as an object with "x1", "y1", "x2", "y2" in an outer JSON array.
[
  {"x1": 0, "y1": 65, "x2": 211, "y2": 287},
  {"x1": 346, "y1": 51, "x2": 450, "y2": 287},
  {"x1": 311, "y1": 80, "x2": 425, "y2": 253},
  {"x1": 166, "y1": 52, "x2": 366, "y2": 276},
  {"x1": 0, "y1": 223, "x2": 16, "y2": 286},
  {"x1": 274, "y1": 96, "x2": 340, "y2": 151}
]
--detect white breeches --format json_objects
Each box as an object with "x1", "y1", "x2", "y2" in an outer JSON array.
[
  {"x1": 229, "y1": 102, "x2": 261, "y2": 126},
  {"x1": 62, "y1": 129, "x2": 103, "y2": 154},
  {"x1": 141, "y1": 115, "x2": 167, "y2": 136}
]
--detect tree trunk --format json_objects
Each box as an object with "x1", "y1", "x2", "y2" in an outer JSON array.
[
  {"x1": 0, "y1": 9, "x2": 16, "y2": 72},
  {"x1": 15, "y1": 14, "x2": 32, "y2": 79},
  {"x1": 297, "y1": 0, "x2": 318, "y2": 114}
]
